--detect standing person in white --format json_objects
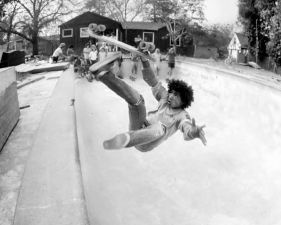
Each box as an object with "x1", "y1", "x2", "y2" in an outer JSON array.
[
  {"x1": 89, "y1": 45, "x2": 99, "y2": 65},
  {"x1": 83, "y1": 44, "x2": 91, "y2": 65}
]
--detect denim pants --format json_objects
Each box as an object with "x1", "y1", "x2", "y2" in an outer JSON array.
[{"x1": 99, "y1": 68, "x2": 164, "y2": 149}]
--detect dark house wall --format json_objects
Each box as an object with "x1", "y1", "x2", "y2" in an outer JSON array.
[
  {"x1": 124, "y1": 27, "x2": 170, "y2": 53},
  {"x1": 156, "y1": 27, "x2": 170, "y2": 53},
  {"x1": 59, "y1": 12, "x2": 123, "y2": 54}
]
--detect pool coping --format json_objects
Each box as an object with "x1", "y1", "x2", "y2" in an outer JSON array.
[{"x1": 13, "y1": 66, "x2": 90, "y2": 225}]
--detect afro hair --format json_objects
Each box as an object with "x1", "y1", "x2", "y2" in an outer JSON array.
[{"x1": 167, "y1": 79, "x2": 194, "y2": 109}]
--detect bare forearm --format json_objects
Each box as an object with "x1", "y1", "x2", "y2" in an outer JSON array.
[
  {"x1": 182, "y1": 119, "x2": 207, "y2": 145},
  {"x1": 182, "y1": 121, "x2": 195, "y2": 141}
]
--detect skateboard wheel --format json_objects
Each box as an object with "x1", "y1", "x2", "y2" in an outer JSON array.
[
  {"x1": 98, "y1": 24, "x2": 106, "y2": 32},
  {"x1": 89, "y1": 23, "x2": 98, "y2": 32},
  {"x1": 139, "y1": 41, "x2": 148, "y2": 50}
]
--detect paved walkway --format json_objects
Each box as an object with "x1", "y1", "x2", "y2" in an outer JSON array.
[{"x1": 0, "y1": 71, "x2": 62, "y2": 225}]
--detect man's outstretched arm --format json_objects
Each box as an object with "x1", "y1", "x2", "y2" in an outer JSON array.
[{"x1": 182, "y1": 118, "x2": 207, "y2": 146}]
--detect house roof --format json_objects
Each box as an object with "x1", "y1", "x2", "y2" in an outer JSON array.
[
  {"x1": 59, "y1": 11, "x2": 121, "y2": 27},
  {"x1": 235, "y1": 33, "x2": 248, "y2": 48},
  {"x1": 59, "y1": 12, "x2": 166, "y2": 31},
  {"x1": 121, "y1": 22, "x2": 166, "y2": 31}
]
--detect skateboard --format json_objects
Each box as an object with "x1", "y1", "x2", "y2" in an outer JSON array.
[{"x1": 87, "y1": 23, "x2": 156, "y2": 62}]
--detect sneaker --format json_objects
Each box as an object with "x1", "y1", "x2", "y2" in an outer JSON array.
[
  {"x1": 89, "y1": 52, "x2": 122, "y2": 79},
  {"x1": 103, "y1": 133, "x2": 130, "y2": 150}
]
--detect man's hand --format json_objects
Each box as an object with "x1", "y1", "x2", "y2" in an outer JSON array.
[{"x1": 190, "y1": 118, "x2": 207, "y2": 146}]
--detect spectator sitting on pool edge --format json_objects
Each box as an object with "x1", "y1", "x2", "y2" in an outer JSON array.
[
  {"x1": 52, "y1": 43, "x2": 67, "y2": 63},
  {"x1": 66, "y1": 45, "x2": 77, "y2": 64}
]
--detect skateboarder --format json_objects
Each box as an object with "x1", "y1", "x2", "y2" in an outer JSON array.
[
  {"x1": 89, "y1": 52, "x2": 207, "y2": 152},
  {"x1": 152, "y1": 48, "x2": 161, "y2": 77},
  {"x1": 165, "y1": 48, "x2": 177, "y2": 80},
  {"x1": 130, "y1": 52, "x2": 140, "y2": 81}
]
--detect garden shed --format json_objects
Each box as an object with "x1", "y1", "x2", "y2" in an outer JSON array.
[{"x1": 228, "y1": 32, "x2": 248, "y2": 63}]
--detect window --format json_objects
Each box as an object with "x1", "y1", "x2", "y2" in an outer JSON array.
[
  {"x1": 170, "y1": 37, "x2": 181, "y2": 46},
  {"x1": 8, "y1": 41, "x2": 16, "y2": 51},
  {"x1": 80, "y1": 27, "x2": 89, "y2": 38},
  {"x1": 62, "y1": 29, "x2": 73, "y2": 38},
  {"x1": 143, "y1": 32, "x2": 154, "y2": 43}
]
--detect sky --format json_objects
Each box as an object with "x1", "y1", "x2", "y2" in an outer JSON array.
[{"x1": 204, "y1": 0, "x2": 238, "y2": 24}]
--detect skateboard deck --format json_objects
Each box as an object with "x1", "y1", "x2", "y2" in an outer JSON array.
[
  {"x1": 87, "y1": 24, "x2": 156, "y2": 62},
  {"x1": 15, "y1": 62, "x2": 69, "y2": 74}
]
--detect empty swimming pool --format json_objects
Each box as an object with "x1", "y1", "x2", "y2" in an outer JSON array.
[{"x1": 75, "y1": 60, "x2": 281, "y2": 225}]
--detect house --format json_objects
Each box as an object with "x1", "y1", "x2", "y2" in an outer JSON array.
[
  {"x1": 5, "y1": 36, "x2": 55, "y2": 56},
  {"x1": 59, "y1": 12, "x2": 187, "y2": 54},
  {"x1": 0, "y1": 36, "x2": 55, "y2": 68},
  {"x1": 227, "y1": 32, "x2": 248, "y2": 63}
]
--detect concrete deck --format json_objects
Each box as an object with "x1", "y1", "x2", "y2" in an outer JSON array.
[
  {"x1": 1, "y1": 71, "x2": 62, "y2": 225},
  {"x1": 0, "y1": 67, "x2": 89, "y2": 225}
]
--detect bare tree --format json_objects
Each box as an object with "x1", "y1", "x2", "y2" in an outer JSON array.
[
  {"x1": 0, "y1": 1, "x2": 20, "y2": 48},
  {"x1": 144, "y1": 0, "x2": 205, "y2": 52},
  {"x1": 166, "y1": 0, "x2": 205, "y2": 52},
  {"x1": 0, "y1": 0, "x2": 75, "y2": 55},
  {"x1": 84, "y1": 0, "x2": 147, "y2": 21}
]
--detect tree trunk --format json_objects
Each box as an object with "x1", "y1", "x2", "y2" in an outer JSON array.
[
  {"x1": 32, "y1": 33, "x2": 38, "y2": 55},
  {"x1": 6, "y1": 27, "x2": 12, "y2": 51},
  {"x1": 173, "y1": 39, "x2": 177, "y2": 54}
]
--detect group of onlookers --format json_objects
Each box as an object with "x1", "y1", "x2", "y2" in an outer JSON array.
[
  {"x1": 51, "y1": 37, "x2": 177, "y2": 81},
  {"x1": 83, "y1": 43, "x2": 99, "y2": 65}
]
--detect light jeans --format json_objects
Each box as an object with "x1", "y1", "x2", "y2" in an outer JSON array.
[{"x1": 99, "y1": 63, "x2": 163, "y2": 151}]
